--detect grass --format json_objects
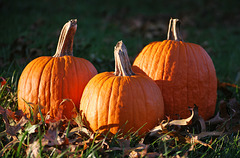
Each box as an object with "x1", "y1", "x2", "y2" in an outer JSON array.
[
  {"x1": 0, "y1": 0, "x2": 240, "y2": 80},
  {"x1": 1, "y1": 76, "x2": 240, "y2": 157},
  {"x1": 1, "y1": 0, "x2": 240, "y2": 157}
]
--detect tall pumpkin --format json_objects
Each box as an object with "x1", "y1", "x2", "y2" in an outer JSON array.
[
  {"x1": 80, "y1": 41, "x2": 164, "y2": 135},
  {"x1": 132, "y1": 18, "x2": 217, "y2": 120},
  {"x1": 18, "y1": 19, "x2": 98, "y2": 119}
]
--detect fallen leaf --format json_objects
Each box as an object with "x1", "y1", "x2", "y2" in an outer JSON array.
[
  {"x1": 129, "y1": 150, "x2": 139, "y2": 158},
  {"x1": 124, "y1": 143, "x2": 149, "y2": 157},
  {"x1": 193, "y1": 131, "x2": 224, "y2": 139},
  {"x1": 190, "y1": 105, "x2": 206, "y2": 133},
  {"x1": 0, "y1": 106, "x2": 29, "y2": 136},
  {"x1": 228, "y1": 98, "x2": 240, "y2": 116},
  {"x1": 218, "y1": 79, "x2": 240, "y2": 89},
  {"x1": 118, "y1": 138, "x2": 131, "y2": 148},
  {"x1": 74, "y1": 111, "x2": 84, "y2": 127},
  {"x1": 26, "y1": 140, "x2": 41, "y2": 158},
  {"x1": 0, "y1": 77, "x2": 6, "y2": 87},
  {"x1": 44, "y1": 121, "x2": 66, "y2": 146},
  {"x1": 206, "y1": 100, "x2": 230, "y2": 125},
  {"x1": 186, "y1": 135, "x2": 212, "y2": 151},
  {"x1": 149, "y1": 107, "x2": 194, "y2": 134},
  {"x1": 25, "y1": 123, "x2": 39, "y2": 135},
  {"x1": 144, "y1": 152, "x2": 161, "y2": 158},
  {"x1": 217, "y1": 79, "x2": 240, "y2": 99},
  {"x1": 0, "y1": 137, "x2": 19, "y2": 156},
  {"x1": 5, "y1": 116, "x2": 28, "y2": 136}
]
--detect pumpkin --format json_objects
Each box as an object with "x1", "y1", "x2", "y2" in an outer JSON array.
[
  {"x1": 80, "y1": 41, "x2": 164, "y2": 135},
  {"x1": 18, "y1": 19, "x2": 98, "y2": 119},
  {"x1": 132, "y1": 18, "x2": 217, "y2": 120}
]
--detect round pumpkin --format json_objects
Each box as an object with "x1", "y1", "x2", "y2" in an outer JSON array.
[
  {"x1": 132, "y1": 18, "x2": 217, "y2": 120},
  {"x1": 18, "y1": 19, "x2": 98, "y2": 119},
  {"x1": 80, "y1": 41, "x2": 164, "y2": 135}
]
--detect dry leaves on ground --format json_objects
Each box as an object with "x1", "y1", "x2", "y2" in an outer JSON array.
[{"x1": 1, "y1": 80, "x2": 240, "y2": 157}]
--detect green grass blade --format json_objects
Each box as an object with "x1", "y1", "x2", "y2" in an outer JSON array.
[{"x1": 16, "y1": 130, "x2": 28, "y2": 157}]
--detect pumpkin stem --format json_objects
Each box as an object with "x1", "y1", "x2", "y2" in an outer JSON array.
[
  {"x1": 53, "y1": 19, "x2": 77, "y2": 57},
  {"x1": 114, "y1": 41, "x2": 135, "y2": 76},
  {"x1": 167, "y1": 18, "x2": 183, "y2": 41}
]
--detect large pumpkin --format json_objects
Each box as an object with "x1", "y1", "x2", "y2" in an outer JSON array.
[
  {"x1": 18, "y1": 19, "x2": 98, "y2": 119},
  {"x1": 80, "y1": 41, "x2": 164, "y2": 135},
  {"x1": 132, "y1": 18, "x2": 217, "y2": 120}
]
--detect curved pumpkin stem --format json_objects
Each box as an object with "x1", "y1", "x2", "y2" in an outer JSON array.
[
  {"x1": 114, "y1": 41, "x2": 135, "y2": 76},
  {"x1": 167, "y1": 18, "x2": 183, "y2": 41},
  {"x1": 53, "y1": 19, "x2": 77, "y2": 57}
]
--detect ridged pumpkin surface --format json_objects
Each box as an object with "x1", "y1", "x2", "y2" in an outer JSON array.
[
  {"x1": 80, "y1": 41, "x2": 164, "y2": 135},
  {"x1": 132, "y1": 19, "x2": 217, "y2": 120},
  {"x1": 18, "y1": 19, "x2": 98, "y2": 119},
  {"x1": 18, "y1": 56, "x2": 97, "y2": 119}
]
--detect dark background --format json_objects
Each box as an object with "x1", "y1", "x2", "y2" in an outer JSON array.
[{"x1": 0, "y1": 0, "x2": 240, "y2": 83}]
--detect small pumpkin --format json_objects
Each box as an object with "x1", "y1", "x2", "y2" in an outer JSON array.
[
  {"x1": 80, "y1": 41, "x2": 164, "y2": 135},
  {"x1": 132, "y1": 18, "x2": 217, "y2": 120},
  {"x1": 18, "y1": 19, "x2": 98, "y2": 119}
]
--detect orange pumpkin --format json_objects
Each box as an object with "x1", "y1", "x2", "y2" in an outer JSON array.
[
  {"x1": 132, "y1": 18, "x2": 217, "y2": 120},
  {"x1": 18, "y1": 19, "x2": 98, "y2": 119},
  {"x1": 80, "y1": 41, "x2": 164, "y2": 135}
]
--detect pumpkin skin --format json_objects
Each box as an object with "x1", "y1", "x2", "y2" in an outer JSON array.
[
  {"x1": 80, "y1": 41, "x2": 164, "y2": 135},
  {"x1": 18, "y1": 19, "x2": 98, "y2": 119},
  {"x1": 132, "y1": 19, "x2": 217, "y2": 120}
]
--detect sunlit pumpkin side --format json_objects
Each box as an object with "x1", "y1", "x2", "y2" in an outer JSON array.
[
  {"x1": 80, "y1": 41, "x2": 164, "y2": 135},
  {"x1": 18, "y1": 19, "x2": 98, "y2": 119},
  {"x1": 132, "y1": 18, "x2": 217, "y2": 120}
]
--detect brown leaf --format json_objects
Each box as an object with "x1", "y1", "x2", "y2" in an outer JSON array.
[
  {"x1": 26, "y1": 140, "x2": 41, "y2": 158},
  {"x1": 217, "y1": 79, "x2": 240, "y2": 99},
  {"x1": 0, "y1": 106, "x2": 14, "y2": 118},
  {"x1": 6, "y1": 116, "x2": 28, "y2": 136},
  {"x1": 186, "y1": 135, "x2": 212, "y2": 151},
  {"x1": 45, "y1": 103, "x2": 65, "y2": 124},
  {"x1": 206, "y1": 98, "x2": 240, "y2": 132},
  {"x1": 118, "y1": 138, "x2": 130, "y2": 148},
  {"x1": 149, "y1": 107, "x2": 194, "y2": 133},
  {"x1": 0, "y1": 106, "x2": 28, "y2": 136},
  {"x1": 206, "y1": 100, "x2": 230, "y2": 125},
  {"x1": 0, "y1": 137, "x2": 19, "y2": 156},
  {"x1": 228, "y1": 98, "x2": 240, "y2": 116},
  {"x1": 68, "y1": 126, "x2": 92, "y2": 143},
  {"x1": 125, "y1": 145, "x2": 148, "y2": 157},
  {"x1": 26, "y1": 138, "x2": 49, "y2": 158},
  {"x1": 129, "y1": 150, "x2": 139, "y2": 158},
  {"x1": 109, "y1": 138, "x2": 132, "y2": 156},
  {"x1": 43, "y1": 147, "x2": 62, "y2": 155},
  {"x1": 44, "y1": 121, "x2": 67, "y2": 146},
  {"x1": 144, "y1": 152, "x2": 161, "y2": 158},
  {"x1": 134, "y1": 144, "x2": 149, "y2": 157},
  {"x1": 190, "y1": 105, "x2": 206, "y2": 133},
  {"x1": 13, "y1": 110, "x2": 25, "y2": 121},
  {"x1": 74, "y1": 111, "x2": 85, "y2": 127},
  {"x1": 218, "y1": 79, "x2": 240, "y2": 89},
  {"x1": 193, "y1": 131, "x2": 224, "y2": 139}
]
